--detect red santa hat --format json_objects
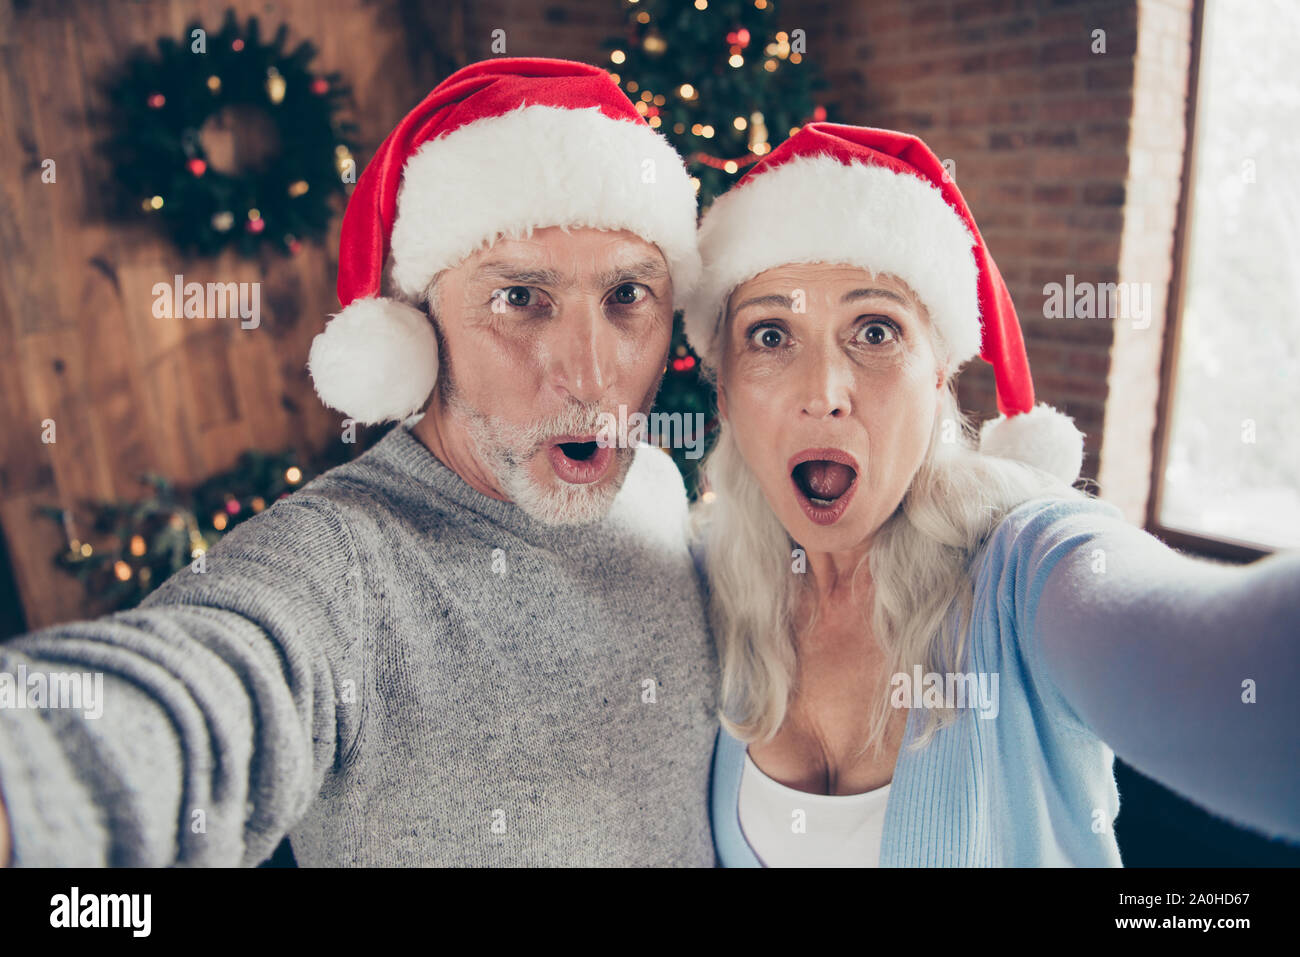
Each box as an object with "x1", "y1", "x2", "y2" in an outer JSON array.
[
  {"x1": 683, "y1": 123, "x2": 1085, "y2": 485},
  {"x1": 308, "y1": 58, "x2": 702, "y2": 425}
]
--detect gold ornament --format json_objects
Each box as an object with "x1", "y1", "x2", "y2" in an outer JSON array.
[{"x1": 265, "y1": 67, "x2": 286, "y2": 105}]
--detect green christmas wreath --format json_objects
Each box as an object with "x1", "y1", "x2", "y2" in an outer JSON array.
[{"x1": 107, "y1": 9, "x2": 360, "y2": 257}]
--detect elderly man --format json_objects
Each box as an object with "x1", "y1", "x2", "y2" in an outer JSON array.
[{"x1": 0, "y1": 59, "x2": 718, "y2": 866}]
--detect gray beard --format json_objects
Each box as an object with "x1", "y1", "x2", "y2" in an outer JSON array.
[{"x1": 439, "y1": 370, "x2": 647, "y2": 527}]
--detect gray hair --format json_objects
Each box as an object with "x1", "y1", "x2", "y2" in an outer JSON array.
[
  {"x1": 694, "y1": 376, "x2": 1084, "y2": 758},
  {"x1": 422, "y1": 274, "x2": 443, "y2": 316}
]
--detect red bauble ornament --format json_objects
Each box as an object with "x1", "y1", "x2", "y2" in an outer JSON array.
[
  {"x1": 288, "y1": 239, "x2": 302, "y2": 254},
  {"x1": 245, "y1": 217, "x2": 265, "y2": 234},
  {"x1": 736, "y1": 28, "x2": 750, "y2": 47},
  {"x1": 813, "y1": 105, "x2": 827, "y2": 122},
  {"x1": 310, "y1": 77, "x2": 329, "y2": 96},
  {"x1": 187, "y1": 158, "x2": 207, "y2": 177},
  {"x1": 147, "y1": 92, "x2": 165, "y2": 109},
  {"x1": 231, "y1": 38, "x2": 245, "y2": 52}
]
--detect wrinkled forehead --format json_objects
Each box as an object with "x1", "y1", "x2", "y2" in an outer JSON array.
[
  {"x1": 459, "y1": 228, "x2": 669, "y2": 281},
  {"x1": 423, "y1": 228, "x2": 671, "y2": 306},
  {"x1": 725, "y1": 263, "x2": 929, "y2": 320}
]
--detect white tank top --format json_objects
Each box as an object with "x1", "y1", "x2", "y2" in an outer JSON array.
[{"x1": 738, "y1": 749, "x2": 891, "y2": 867}]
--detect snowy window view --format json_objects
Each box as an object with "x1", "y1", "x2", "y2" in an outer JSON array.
[{"x1": 1158, "y1": 0, "x2": 1300, "y2": 550}]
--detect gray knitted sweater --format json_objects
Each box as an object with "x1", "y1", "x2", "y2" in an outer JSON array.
[{"x1": 0, "y1": 424, "x2": 720, "y2": 866}]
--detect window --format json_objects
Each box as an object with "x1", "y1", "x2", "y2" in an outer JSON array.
[{"x1": 1152, "y1": 0, "x2": 1300, "y2": 555}]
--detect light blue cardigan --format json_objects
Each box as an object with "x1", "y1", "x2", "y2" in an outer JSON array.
[{"x1": 705, "y1": 496, "x2": 1300, "y2": 867}]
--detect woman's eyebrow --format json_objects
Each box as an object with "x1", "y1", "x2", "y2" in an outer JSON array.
[
  {"x1": 733, "y1": 287, "x2": 911, "y2": 314},
  {"x1": 732, "y1": 292, "x2": 795, "y2": 313},
  {"x1": 841, "y1": 287, "x2": 910, "y2": 306}
]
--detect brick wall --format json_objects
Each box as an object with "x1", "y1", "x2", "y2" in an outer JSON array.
[
  {"x1": 780, "y1": 0, "x2": 1193, "y2": 513},
  {"x1": 412, "y1": 0, "x2": 1196, "y2": 514}
]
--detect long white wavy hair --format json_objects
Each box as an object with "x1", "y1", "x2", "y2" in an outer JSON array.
[{"x1": 693, "y1": 329, "x2": 1088, "y2": 758}]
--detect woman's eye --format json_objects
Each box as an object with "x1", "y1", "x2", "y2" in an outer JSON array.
[
  {"x1": 610, "y1": 283, "x2": 647, "y2": 306},
  {"x1": 749, "y1": 325, "x2": 787, "y2": 349},
  {"x1": 858, "y1": 320, "x2": 898, "y2": 345}
]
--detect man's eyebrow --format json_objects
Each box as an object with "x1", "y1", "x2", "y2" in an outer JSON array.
[
  {"x1": 468, "y1": 259, "x2": 669, "y2": 289},
  {"x1": 470, "y1": 263, "x2": 567, "y2": 286},
  {"x1": 595, "y1": 259, "x2": 669, "y2": 288}
]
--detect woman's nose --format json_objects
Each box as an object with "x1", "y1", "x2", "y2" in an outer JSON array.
[{"x1": 799, "y1": 345, "x2": 853, "y2": 419}]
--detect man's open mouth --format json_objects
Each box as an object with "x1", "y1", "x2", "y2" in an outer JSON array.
[
  {"x1": 548, "y1": 434, "x2": 615, "y2": 485},
  {"x1": 788, "y1": 449, "x2": 860, "y2": 525},
  {"x1": 556, "y1": 440, "x2": 599, "y2": 462}
]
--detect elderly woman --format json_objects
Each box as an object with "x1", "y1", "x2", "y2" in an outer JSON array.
[{"x1": 683, "y1": 123, "x2": 1300, "y2": 867}]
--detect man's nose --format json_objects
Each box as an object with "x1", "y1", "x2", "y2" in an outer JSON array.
[
  {"x1": 799, "y1": 340, "x2": 854, "y2": 419},
  {"x1": 550, "y1": 297, "x2": 617, "y2": 404}
]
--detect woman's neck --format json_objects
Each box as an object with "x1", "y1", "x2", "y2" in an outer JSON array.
[{"x1": 803, "y1": 545, "x2": 874, "y2": 611}]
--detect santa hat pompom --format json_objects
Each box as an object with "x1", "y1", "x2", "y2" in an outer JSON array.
[
  {"x1": 311, "y1": 59, "x2": 700, "y2": 426},
  {"x1": 978, "y1": 402, "x2": 1084, "y2": 486},
  {"x1": 684, "y1": 124, "x2": 1090, "y2": 488},
  {"x1": 308, "y1": 297, "x2": 438, "y2": 426}
]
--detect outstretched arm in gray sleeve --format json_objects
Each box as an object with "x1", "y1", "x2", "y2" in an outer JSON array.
[{"x1": 0, "y1": 496, "x2": 363, "y2": 866}]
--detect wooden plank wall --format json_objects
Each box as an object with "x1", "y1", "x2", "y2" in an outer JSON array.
[{"x1": 0, "y1": 0, "x2": 480, "y2": 631}]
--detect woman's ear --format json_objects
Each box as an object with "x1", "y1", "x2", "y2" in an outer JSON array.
[{"x1": 716, "y1": 380, "x2": 729, "y2": 422}]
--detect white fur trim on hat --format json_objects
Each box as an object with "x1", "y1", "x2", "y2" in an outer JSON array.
[
  {"x1": 308, "y1": 297, "x2": 438, "y2": 426},
  {"x1": 683, "y1": 153, "x2": 980, "y2": 369},
  {"x1": 389, "y1": 104, "x2": 702, "y2": 304},
  {"x1": 979, "y1": 402, "x2": 1085, "y2": 485}
]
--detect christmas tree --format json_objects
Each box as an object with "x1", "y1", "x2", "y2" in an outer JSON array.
[{"x1": 606, "y1": 0, "x2": 832, "y2": 496}]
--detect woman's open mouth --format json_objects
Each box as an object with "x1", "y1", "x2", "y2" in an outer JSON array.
[
  {"x1": 547, "y1": 435, "x2": 615, "y2": 485},
  {"x1": 788, "y1": 448, "x2": 859, "y2": 526}
]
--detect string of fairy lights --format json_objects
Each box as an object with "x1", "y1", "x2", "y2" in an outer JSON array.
[
  {"x1": 40, "y1": 454, "x2": 325, "y2": 613},
  {"x1": 605, "y1": 0, "x2": 827, "y2": 202}
]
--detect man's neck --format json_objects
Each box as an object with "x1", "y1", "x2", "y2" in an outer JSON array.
[{"x1": 409, "y1": 401, "x2": 510, "y2": 502}]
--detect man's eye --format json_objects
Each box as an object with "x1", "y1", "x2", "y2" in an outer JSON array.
[
  {"x1": 858, "y1": 320, "x2": 899, "y2": 345},
  {"x1": 610, "y1": 283, "x2": 647, "y2": 306},
  {"x1": 491, "y1": 286, "x2": 544, "y2": 312},
  {"x1": 749, "y1": 325, "x2": 786, "y2": 349}
]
